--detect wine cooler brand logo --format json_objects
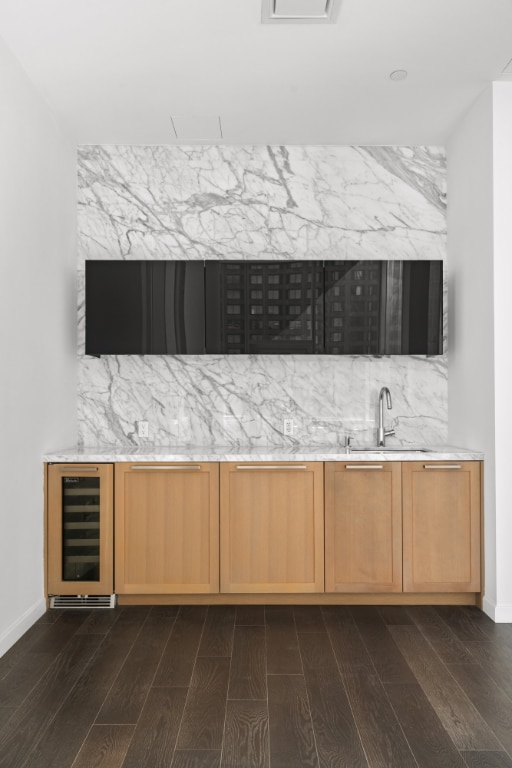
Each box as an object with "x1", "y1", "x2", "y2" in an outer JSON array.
[{"x1": 64, "y1": 477, "x2": 80, "y2": 484}]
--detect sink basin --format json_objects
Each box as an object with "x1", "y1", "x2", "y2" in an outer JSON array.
[{"x1": 350, "y1": 446, "x2": 432, "y2": 453}]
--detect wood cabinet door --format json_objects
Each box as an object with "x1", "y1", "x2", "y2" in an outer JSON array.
[
  {"x1": 115, "y1": 462, "x2": 219, "y2": 594},
  {"x1": 402, "y1": 461, "x2": 481, "y2": 592},
  {"x1": 325, "y1": 461, "x2": 402, "y2": 593},
  {"x1": 220, "y1": 462, "x2": 324, "y2": 593},
  {"x1": 47, "y1": 463, "x2": 113, "y2": 596}
]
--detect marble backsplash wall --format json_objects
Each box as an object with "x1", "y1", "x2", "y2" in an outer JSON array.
[{"x1": 77, "y1": 145, "x2": 447, "y2": 448}]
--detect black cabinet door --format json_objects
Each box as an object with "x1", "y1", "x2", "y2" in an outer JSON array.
[
  {"x1": 323, "y1": 260, "x2": 443, "y2": 355},
  {"x1": 86, "y1": 260, "x2": 205, "y2": 354},
  {"x1": 205, "y1": 261, "x2": 324, "y2": 354}
]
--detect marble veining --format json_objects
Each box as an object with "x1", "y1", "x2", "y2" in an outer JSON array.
[{"x1": 77, "y1": 145, "x2": 447, "y2": 448}]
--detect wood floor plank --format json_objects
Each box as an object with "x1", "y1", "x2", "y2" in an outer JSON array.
[
  {"x1": 198, "y1": 606, "x2": 236, "y2": 658},
  {"x1": 71, "y1": 724, "x2": 134, "y2": 768},
  {"x1": 293, "y1": 606, "x2": 326, "y2": 633},
  {"x1": 222, "y1": 699, "x2": 269, "y2": 768},
  {"x1": 265, "y1": 606, "x2": 302, "y2": 675},
  {"x1": 121, "y1": 687, "x2": 187, "y2": 768},
  {"x1": 176, "y1": 657, "x2": 230, "y2": 750},
  {"x1": 0, "y1": 651, "x2": 55, "y2": 709},
  {"x1": 356, "y1": 622, "x2": 416, "y2": 684},
  {"x1": 298, "y1": 630, "x2": 339, "y2": 675},
  {"x1": 265, "y1": 605, "x2": 302, "y2": 675},
  {"x1": 154, "y1": 606, "x2": 207, "y2": 687},
  {"x1": 236, "y1": 606, "x2": 264, "y2": 626},
  {"x1": 0, "y1": 610, "x2": 95, "y2": 708},
  {"x1": 95, "y1": 606, "x2": 177, "y2": 724},
  {"x1": 29, "y1": 611, "x2": 92, "y2": 653},
  {"x1": 434, "y1": 607, "x2": 497, "y2": 642},
  {"x1": 0, "y1": 710, "x2": 14, "y2": 733},
  {"x1": 464, "y1": 641, "x2": 512, "y2": 702},
  {"x1": 267, "y1": 674, "x2": 319, "y2": 768},
  {"x1": 447, "y1": 663, "x2": 512, "y2": 756},
  {"x1": 350, "y1": 606, "x2": 383, "y2": 624},
  {"x1": 342, "y1": 668, "x2": 415, "y2": 768},
  {"x1": 76, "y1": 607, "x2": 125, "y2": 635},
  {"x1": 385, "y1": 682, "x2": 467, "y2": 768},
  {"x1": 22, "y1": 608, "x2": 155, "y2": 768},
  {"x1": 389, "y1": 625, "x2": 500, "y2": 750},
  {"x1": 228, "y1": 626, "x2": 266, "y2": 700},
  {"x1": 461, "y1": 751, "x2": 512, "y2": 768},
  {"x1": 322, "y1": 607, "x2": 373, "y2": 671},
  {"x1": 0, "y1": 633, "x2": 101, "y2": 768},
  {"x1": 35, "y1": 609, "x2": 63, "y2": 624},
  {"x1": 298, "y1": 633, "x2": 368, "y2": 768},
  {"x1": 172, "y1": 750, "x2": 221, "y2": 768},
  {"x1": 378, "y1": 606, "x2": 414, "y2": 625},
  {"x1": 409, "y1": 606, "x2": 477, "y2": 664},
  {"x1": 0, "y1": 620, "x2": 63, "y2": 681}
]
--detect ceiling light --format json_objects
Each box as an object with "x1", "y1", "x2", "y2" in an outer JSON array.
[
  {"x1": 262, "y1": 0, "x2": 341, "y2": 24},
  {"x1": 389, "y1": 70, "x2": 408, "y2": 81}
]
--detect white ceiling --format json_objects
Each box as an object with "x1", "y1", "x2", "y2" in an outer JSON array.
[{"x1": 1, "y1": 0, "x2": 511, "y2": 145}]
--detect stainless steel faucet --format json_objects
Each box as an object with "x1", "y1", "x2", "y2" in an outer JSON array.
[{"x1": 377, "y1": 387, "x2": 395, "y2": 446}]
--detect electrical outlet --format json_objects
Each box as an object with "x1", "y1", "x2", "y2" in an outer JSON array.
[
  {"x1": 137, "y1": 420, "x2": 149, "y2": 438},
  {"x1": 283, "y1": 418, "x2": 294, "y2": 436}
]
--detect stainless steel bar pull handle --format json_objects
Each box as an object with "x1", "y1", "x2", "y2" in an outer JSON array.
[
  {"x1": 423, "y1": 464, "x2": 462, "y2": 470},
  {"x1": 59, "y1": 467, "x2": 98, "y2": 472},
  {"x1": 130, "y1": 465, "x2": 202, "y2": 471},
  {"x1": 235, "y1": 465, "x2": 307, "y2": 470},
  {"x1": 346, "y1": 465, "x2": 384, "y2": 470}
]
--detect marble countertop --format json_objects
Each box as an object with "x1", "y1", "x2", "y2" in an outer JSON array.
[{"x1": 43, "y1": 445, "x2": 484, "y2": 463}]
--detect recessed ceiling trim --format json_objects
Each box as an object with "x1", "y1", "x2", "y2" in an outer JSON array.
[{"x1": 262, "y1": 0, "x2": 342, "y2": 24}]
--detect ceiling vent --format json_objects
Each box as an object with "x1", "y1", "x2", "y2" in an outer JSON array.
[{"x1": 262, "y1": 0, "x2": 341, "y2": 24}]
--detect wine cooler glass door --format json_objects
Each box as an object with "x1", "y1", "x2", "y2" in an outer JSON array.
[{"x1": 47, "y1": 464, "x2": 113, "y2": 595}]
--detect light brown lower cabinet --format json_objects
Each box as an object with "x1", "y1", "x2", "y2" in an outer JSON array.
[
  {"x1": 402, "y1": 461, "x2": 481, "y2": 592},
  {"x1": 114, "y1": 462, "x2": 219, "y2": 594},
  {"x1": 47, "y1": 458, "x2": 482, "y2": 602},
  {"x1": 324, "y1": 461, "x2": 403, "y2": 592},
  {"x1": 220, "y1": 462, "x2": 324, "y2": 593}
]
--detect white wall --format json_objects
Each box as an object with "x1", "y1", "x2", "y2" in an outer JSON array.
[
  {"x1": 0, "y1": 39, "x2": 77, "y2": 655},
  {"x1": 447, "y1": 86, "x2": 496, "y2": 611},
  {"x1": 491, "y1": 82, "x2": 512, "y2": 619},
  {"x1": 448, "y1": 81, "x2": 512, "y2": 621}
]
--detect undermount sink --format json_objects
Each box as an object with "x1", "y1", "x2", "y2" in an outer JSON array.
[{"x1": 350, "y1": 446, "x2": 432, "y2": 453}]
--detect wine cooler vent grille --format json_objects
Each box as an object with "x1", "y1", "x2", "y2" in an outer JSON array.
[{"x1": 50, "y1": 594, "x2": 116, "y2": 609}]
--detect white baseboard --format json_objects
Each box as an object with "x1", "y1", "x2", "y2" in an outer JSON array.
[
  {"x1": 0, "y1": 598, "x2": 47, "y2": 658},
  {"x1": 482, "y1": 596, "x2": 512, "y2": 623}
]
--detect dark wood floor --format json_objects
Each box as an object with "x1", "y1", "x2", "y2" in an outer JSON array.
[{"x1": 1, "y1": 605, "x2": 512, "y2": 768}]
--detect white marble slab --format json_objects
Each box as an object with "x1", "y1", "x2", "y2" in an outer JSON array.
[
  {"x1": 77, "y1": 145, "x2": 447, "y2": 448},
  {"x1": 43, "y1": 445, "x2": 483, "y2": 463}
]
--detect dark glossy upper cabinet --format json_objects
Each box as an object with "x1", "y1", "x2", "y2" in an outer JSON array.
[
  {"x1": 205, "y1": 261, "x2": 324, "y2": 354},
  {"x1": 324, "y1": 260, "x2": 443, "y2": 355},
  {"x1": 85, "y1": 260, "x2": 205, "y2": 355},
  {"x1": 85, "y1": 259, "x2": 443, "y2": 356}
]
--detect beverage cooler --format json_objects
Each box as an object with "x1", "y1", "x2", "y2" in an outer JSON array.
[{"x1": 46, "y1": 463, "x2": 114, "y2": 606}]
